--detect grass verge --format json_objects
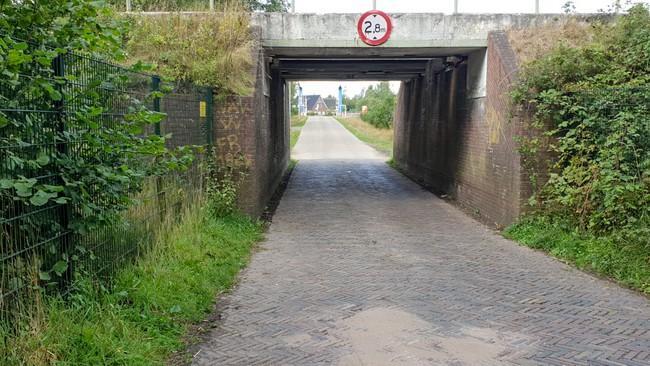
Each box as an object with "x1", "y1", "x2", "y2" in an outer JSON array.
[
  {"x1": 290, "y1": 115, "x2": 308, "y2": 150},
  {"x1": 335, "y1": 116, "x2": 393, "y2": 156},
  {"x1": 1, "y1": 207, "x2": 263, "y2": 365},
  {"x1": 504, "y1": 216, "x2": 650, "y2": 295}
]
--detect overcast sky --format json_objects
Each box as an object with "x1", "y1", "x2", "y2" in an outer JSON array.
[
  {"x1": 294, "y1": 0, "x2": 647, "y2": 98},
  {"x1": 294, "y1": 0, "x2": 634, "y2": 14}
]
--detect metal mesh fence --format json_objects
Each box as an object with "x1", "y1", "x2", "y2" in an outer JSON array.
[{"x1": 0, "y1": 40, "x2": 213, "y2": 328}]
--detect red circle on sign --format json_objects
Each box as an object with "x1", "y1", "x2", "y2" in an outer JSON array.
[{"x1": 357, "y1": 10, "x2": 393, "y2": 46}]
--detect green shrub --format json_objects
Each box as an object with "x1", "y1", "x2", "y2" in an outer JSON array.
[
  {"x1": 512, "y1": 5, "x2": 650, "y2": 236},
  {"x1": 359, "y1": 82, "x2": 395, "y2": 129}
]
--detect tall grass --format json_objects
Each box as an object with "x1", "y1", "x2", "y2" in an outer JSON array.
[
  {"x1": 335, "y1": 116, "x2": 394, "y2": 156},
  {"x1": 1, "y1": 193, "x2": 263, "y2": 365},
  {"x1": 290, "y1": 115, "x2": 307, "y2": 149},
  {"x1": 123, "y1": 4, "x2": 254, "y2": 95},
  {"x1": 507, "y1": 18, "x2": 596, "y2": 64}
]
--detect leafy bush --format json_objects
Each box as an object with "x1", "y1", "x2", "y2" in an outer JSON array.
[
  {"x1": 123, "y1": 9, "x2": 254, "y2": 94},
  {"x1": 512, "y1": 5, "x2": 650, "y2": 239},
  {"x1": 0, "y1": 0, "x2": 195, "y2": 338},
  {"x1": 359, "y1": 81, "x2": 396, "y2": 129},
  {"x1": 0, "y1": 1, "x2": 196, "y2": 233}
]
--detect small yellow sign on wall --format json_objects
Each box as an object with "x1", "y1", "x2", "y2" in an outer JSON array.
[{"x1": 199, "y1": 101, "x2": 207, "y2": 118}]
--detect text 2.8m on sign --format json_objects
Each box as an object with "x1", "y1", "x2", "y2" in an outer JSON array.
[{"x1": 357, "y1": 10, "x2": 393, "y2": 46}]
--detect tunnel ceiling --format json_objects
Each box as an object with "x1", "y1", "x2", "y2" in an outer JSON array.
[{"x1": 273, "y1": 57, "x2": 446, "y2": 81}]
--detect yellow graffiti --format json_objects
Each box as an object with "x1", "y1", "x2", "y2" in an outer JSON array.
[{"x1": 486, "y1": 105, "x2": 502, "y2": 145}]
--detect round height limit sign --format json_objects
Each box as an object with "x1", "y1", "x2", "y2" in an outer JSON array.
[{"x1": 357, "y1": 10, "x2": 393, "y2": 46}]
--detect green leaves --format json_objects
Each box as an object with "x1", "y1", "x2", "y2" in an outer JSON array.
[
  {"x1": 36, "y1": 152, "x2": 50, "y2": 166},
  {"x1": 30, "y1": 189, "x2": 58, "y2": 206},
  {"x1": 13, "y1": 178, "x2": 37, "y2": 197},
  {"x1": 6, "y1": 47, "x2": 32, "y2": 67},
  {"x1": 514, "y1": 4, "x2": 650, "y2": 236},
  {"x1": 52, "y1": 260, "x2": 68, "y2": 276}
]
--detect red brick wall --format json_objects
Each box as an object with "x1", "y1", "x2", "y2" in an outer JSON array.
[
  {"x1": 213, "y1": 48, "x2": 289, "y2": 217},
  {"x1": 394, "y1": 31, "x2": 527, "y2": 228}
]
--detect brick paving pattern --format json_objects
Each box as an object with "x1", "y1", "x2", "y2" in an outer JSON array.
[{"x1": 193, "y1": 117, "x2": 650, "y2": 365}]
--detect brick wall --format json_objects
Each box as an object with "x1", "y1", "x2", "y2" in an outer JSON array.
[
  {"x1": 394, "y1": 31, "x2": 527, "y2": 228},
  {"x1": 213, "y1": 47, "x2": 289, "y2": 217}
]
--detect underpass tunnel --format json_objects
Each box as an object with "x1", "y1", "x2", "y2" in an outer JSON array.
[
  {"x1": 254, "y1": 40, "x2": 523, "y2": 227},
  {"x1": 265, "y1": 46, "x2": 491, "y2": 206}
]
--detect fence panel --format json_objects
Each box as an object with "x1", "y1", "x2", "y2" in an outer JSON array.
[{"x1": 0, "y1": 39, "x2": 213, "y2": 328}]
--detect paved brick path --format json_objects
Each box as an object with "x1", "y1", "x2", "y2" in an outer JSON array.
[{"x1": 193, "y1": 117, "x2": 650, "y2": 365}]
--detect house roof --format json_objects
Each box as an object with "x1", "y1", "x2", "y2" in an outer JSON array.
[
  {"x1": 323, "y1": 97, "x2": 337, "y2": 110},
  {"x1": 305, "y1": 95, "x2": 322, "y2": 110}
]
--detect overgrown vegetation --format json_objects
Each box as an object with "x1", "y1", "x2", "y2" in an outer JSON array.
[
  {"x1": 124, "y1": 8, "x2": 254, "y2": 94},
  {"x1": 505, "y1": 217, "x2": 649, "y2": 294},
  {"x1": 1, "y1": 1, "x2": 264, "y2": 363},
  {"x1": 206, "y1": 151, "x2": 250, "y2": 217},
  {"x1": 345, "y1": 81, "x2": 396, "y2": 129},
  {"x1": 509, "y1": 4, "x2": 650, "y2": 292},
  {"x1": 1, "y1": 0, "x2": 195, "y2": 300},
  {"x1": 507, "y1": 18, "x2": 597, "y2": 65},
  {"x1": 336, "y1": 116, "x2": 393, "y2": 156},
  {"x1": 1, "y1": 202, "x2": 263, "y2": 365},
  {"x1": 108, "y1": 0, "x2": 289, "y2": 12}
]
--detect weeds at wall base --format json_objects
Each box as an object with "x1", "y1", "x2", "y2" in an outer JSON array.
[{"x1": 505, "y1": 216, "x2": 650, "y2": 296}]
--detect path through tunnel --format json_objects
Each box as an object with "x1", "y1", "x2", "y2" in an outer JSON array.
[
  {"x1": 195, "y1": 43, "x2": 650, "y2": 366},
  {"x1": 258, "y1": 40, "x2": 527, "y2": 228}
]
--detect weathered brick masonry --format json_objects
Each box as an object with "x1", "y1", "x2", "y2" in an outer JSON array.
[
  {"x1": 214, "y1": 47, "x2": 289, "y2": 217},
  {"x1": 394, "y1": 31, "x2": 528, "y2": 228}
]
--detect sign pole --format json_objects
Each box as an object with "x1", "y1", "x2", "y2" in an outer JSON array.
[
  {"x1": 454, "y1": 0, "x2": 459, "y2": 14},
  {"x1": 372, "y1": 0, "x2": 376, "y2": 10}
]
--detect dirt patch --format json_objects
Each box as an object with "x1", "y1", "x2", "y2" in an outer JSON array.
[{"x1": 334, "y1": 307, "x2": 525, "y2": 366}]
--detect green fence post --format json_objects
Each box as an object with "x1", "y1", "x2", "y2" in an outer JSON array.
[
  {"x1": 152, "y1": 76, "x2": 161, "y2": 135},
  {"x1": 151, "y1": 75, "x2": 165, "y2": 222},
  {"x1": 52, "y1": 53, "x2": 74, "y2": 288},
  {"x1": 206, "y1": 87, "x2": 214, "y2": 147}
]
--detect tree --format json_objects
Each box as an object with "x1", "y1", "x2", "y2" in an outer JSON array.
[
  {"x1": 360, "y1": 81, "x2": 396, "y2": 129},
  {"x1": 245, "y1": 0, "x2": 288, "y2": 11}
]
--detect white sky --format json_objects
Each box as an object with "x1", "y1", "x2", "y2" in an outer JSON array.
[
  {"x1": 294, "y1": 0, "x2": 648, "y2": 97},
  {"x1": 295, "y1": 0, "x2": 632, "y2": 14}
]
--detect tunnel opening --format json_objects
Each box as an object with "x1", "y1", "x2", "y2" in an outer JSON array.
[
  {"x1": 235, "y1": 37, "x2": 524, "y2": 227},
  {"x1": 266, "y1": 47, "x2": 490, "y2": 196}
]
